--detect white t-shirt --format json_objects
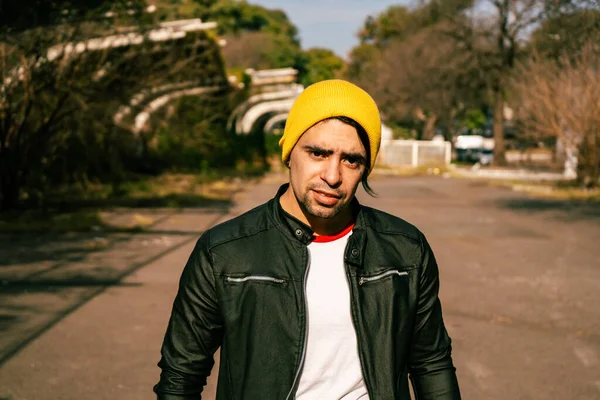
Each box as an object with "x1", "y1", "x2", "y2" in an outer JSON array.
[{"x1": 296, "y1": 227, "x2": 369, "y2": 399}]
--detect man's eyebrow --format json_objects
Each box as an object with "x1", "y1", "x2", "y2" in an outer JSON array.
[
  {"x1": 303, "y1": 145, "x2": 366, "y2": 164},
  {"x1": 342, "y1": 151, "x2": 366, "y2": 161},
  {"x1": 303, "y1": 145, "x2": 333, "y2": 155}
]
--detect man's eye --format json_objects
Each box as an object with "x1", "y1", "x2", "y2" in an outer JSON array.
[
  {"x1": 311, "y1": 151, "x2": 324, "y2": 158},
  {"x1": 346, "y1": 157, "x2": 362, "y2": 166}
]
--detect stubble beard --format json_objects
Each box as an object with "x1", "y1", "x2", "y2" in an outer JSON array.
[{"x1": 298, "y1": 189, "x2": 345, "y2": 220}]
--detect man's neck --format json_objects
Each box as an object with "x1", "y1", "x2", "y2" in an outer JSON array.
[{"x1": 280, "y1": 186, "x2": 354, "y2": 237}]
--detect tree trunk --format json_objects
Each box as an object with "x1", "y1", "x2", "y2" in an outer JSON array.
[
  {"x1": 422, "y1": 115, "x2": 438, "y2": 140},
  {"x1": 0, "y1": 166, "x2": 21, "y2": 211},
  {"x1": 577, "y1": 133, "x2": 600, "y2": 188},
  {"x1": 443, "y1": 109, "x2": 457, "y2": 143},
  {"x1": 492, "y1": 87, "x2": 507, "y2": 165}
]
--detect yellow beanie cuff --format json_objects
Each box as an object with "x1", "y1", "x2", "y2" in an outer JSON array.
[{"x1": 279, "y1": 79, "x2": 381, "y2": 174}]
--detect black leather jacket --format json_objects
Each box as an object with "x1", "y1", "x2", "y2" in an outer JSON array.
[{"x1": 155, "y1": 184, "x2": 460, "y2": 399}]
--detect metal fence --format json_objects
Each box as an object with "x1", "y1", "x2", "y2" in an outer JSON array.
[{"x1": 377, "y1": 139, "x2": 452, "y2": 167}]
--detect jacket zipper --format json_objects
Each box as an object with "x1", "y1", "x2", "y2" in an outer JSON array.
[
  {"x1": 285, "y1": 248, "x2": 311, "y2": 400},
  {"x1": 359, "y1": 270, "x2": 408, "y2": 285},
  {"x1": 344, "y1": 248, "x2": 374, "y2": 398},
  {"x1": 225, "y1": 275, "x2": 286, "y2": 285}
]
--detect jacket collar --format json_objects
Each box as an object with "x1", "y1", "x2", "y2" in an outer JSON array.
[
  {"x1": 269, "y1": 183, "x2": 314, "y2": 245},
  {"x1": 269, "y1": 183, "x2": 367, "y2": 268}
]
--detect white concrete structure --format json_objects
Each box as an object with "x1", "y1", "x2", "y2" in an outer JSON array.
[
  {"x1": 84, "y1": 18, "x2": 224, "y2": 134},
  {"x1": 113, "y1": 79, "x2": 227, "y2": 133},
  {"x1": 3, "y1": 17, "x2": 223, "y2": 137},
  {"x1": 131, "y1": 85, "x2": 223, "y2": 134},
  {"x1": 264, "y1": 113, "x2": 289, "y2": 133},
  {"x1": 227, "y1": 69, "x2": 302, "y2": 135},
  {"x1": 378, "y1": 139, "x2": 452, "y2": 167},
  {"x1": 246, "y1": 68, "x2": 298, "y2": 86},
  {"x1": 237, "y1": 98, "x2": 297, "y2": 134},
  {"x1": 47, "y1": 19, "x2": 217, "y2": 61}
]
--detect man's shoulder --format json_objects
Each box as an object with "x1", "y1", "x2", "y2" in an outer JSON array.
[
  {"x1": 360, "y1": 206, "x2": 422, "y2": 242},
  {"x1": 205, "y1": 200, "x2": 274, "y2": 249}
]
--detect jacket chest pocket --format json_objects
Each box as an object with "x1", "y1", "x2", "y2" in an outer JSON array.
[
  {"x1": 359, "y1": 269, "x2": 408, "y2": 286},
  {"x1": 225, "y1": 275, "x2": 288, "y2": 286},
  {"x1": 355, "y1": 267, "x2": 416, "y2": 320},
  {"x1": 219, "y1": 274, "x2": 294, "y2": 328}
]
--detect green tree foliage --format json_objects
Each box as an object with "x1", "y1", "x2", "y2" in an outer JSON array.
[
  {"x1": 461, "y1": 109, "x2": 487, "y2": 130},
  {"x1": 0, "y1": 0, "x2": 345, "y2": 210},
  {"x1": 156, "y1": 0, "x2": 343, "y2": 84},
  {"x1": 298, "y1": 48, "x2": 345, "y2": 87},
  {"x1": 530, "y1": 9, "x2": 600, "y2": 60},
  {"x1": 447, "y1": 0, "x2": 600, "y2": 165},
  {"x1": 347, "y1": 2, "x2": 485, "y2": 141},
  {"x1": 205, "y1": 0, "x2": 309, "y2": 80},
  {"x1": 0, "y1": 3, "x2": 228, "y2": 210},
  {"x1": 346, "y1": 43, "x2": 380, "y2": 84},
  {"x1": 348, "y1": 0, "x2": 600, "y2": 155},
  {"x1": 0, "y1": 0, "x2": 148, "y2": 33},
  {"x1": 357, "y1": 1, "x2": 473, "y2": 46},
  {"x1": 220, "y1": 29, "x2": 302, "y2": 76},
  {"x1": 151, "y1": 92, "x2": 242, "y2": 172},
  {"x1": 204, "y1": 0, "x2": 299, "y2": 43},
  {"x1": 357, "y1": 6, "x2": 415, "y2": 45}
]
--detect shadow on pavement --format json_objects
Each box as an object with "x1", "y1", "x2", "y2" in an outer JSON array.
[
  {"x1": 498, "y1": 198, "x2": 600, "y2": 221},
  {"x1": 0, "y1": 234, "x2": 129, "y2": 267},
  {"x1": 0, "y1": 232, "x2": 200, "y2": 366},
  {"x1": 0, "y1": 200, "x2": 233, "y2": 366},
  {"x1": 1, "y1": 278, "x2": 142, "y2": 331}
]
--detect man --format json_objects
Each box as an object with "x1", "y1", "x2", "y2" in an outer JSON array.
[{"x1": 154, "y1": 79, "x2": 461, "y2": 399}]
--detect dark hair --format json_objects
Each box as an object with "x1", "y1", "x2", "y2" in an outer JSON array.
[{"x1": 326, "y1": 116, "x2": 376, "y2": 197}]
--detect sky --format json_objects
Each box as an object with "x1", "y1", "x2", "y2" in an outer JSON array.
[{"x1": 250, "y1": 0, "x2": 412, "y2": 59}]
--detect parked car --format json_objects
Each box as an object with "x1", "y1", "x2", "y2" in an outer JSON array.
[{"x1": 454, "y1": 128, "x2": 494, "y2": 165}]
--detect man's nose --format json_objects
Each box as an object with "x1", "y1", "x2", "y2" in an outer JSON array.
[{"x1": 321, "y1": 159, "x2": 342, "y2": 187}]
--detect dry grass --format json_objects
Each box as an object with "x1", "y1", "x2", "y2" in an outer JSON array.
[
  {"x1": 373, "y1": 164, "x2": 454, "y2": 177},
  {"x1": 488, "y1": 180, "x2": 600, "y2": 202}
]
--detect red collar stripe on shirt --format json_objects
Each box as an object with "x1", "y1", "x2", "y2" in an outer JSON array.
[{"x1": 312, "y1": 222, "x2": 355, "y2": 243}]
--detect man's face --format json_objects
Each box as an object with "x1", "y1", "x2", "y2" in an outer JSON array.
[{"x1": 288, "y1": 118, "x2": 367, "y2": 220}]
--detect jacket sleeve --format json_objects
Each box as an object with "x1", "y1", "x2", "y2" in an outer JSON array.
[
  {"x1": 154, "y1": 232, "x2": 223, "y2": 399},
  {"x1": 408, "y1": 232, "x2": 461, "y2": 400}
]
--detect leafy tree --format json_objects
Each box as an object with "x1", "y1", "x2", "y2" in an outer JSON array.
[
  {"x1": 357, "y1": 6, "x2": 415, "y2": 46},
  {"x1": 512, "y1": 43, "x2": 600, "y2": 186},
  {"x1": 299, "y1": 48, "x2": 344, "y2": 87},
  {"x1": 445, "y1": 0, "x2": 600, "y2": 165},
  {"x1": 221, "y1": 31, "x2": 301, "y2": 71},
  {"x1": 530, "y1": 9, "x2": 600, "y2": 60},
  {"x1": 461, "y1": 109, "x2": 487, "y2": 130},
  {"x1": 204, "y1": 0, "x2": 304, "y2": 77},
  {"x1": 346, "y1": 43, "x2": 380, "y2": 85},
  {"x1": 347, "y1": 1, "x2": 485, "y2": 140},
  {"x1": 0, "y1": 0, "x2": 147, "y2": 33},
  {"x1": 151, "y1": 91, "x2": 241, "y2": 172},
  {"x1": 357, "y1": 1, "x2": 472, "y2": 47},
  {"x1": 0, "y1": 3, "x2": 227, "y2": 210},
  {"x1": 204, "y1": 0, "x2": 299, "y2": 43}
]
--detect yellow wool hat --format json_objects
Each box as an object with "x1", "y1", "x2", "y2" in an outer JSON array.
[{"x1": 279, "y1": 79, "x2": 381, "y2": 174}]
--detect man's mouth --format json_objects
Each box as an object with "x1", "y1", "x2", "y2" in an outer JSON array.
[{"x1": 312, "y1": 189, "x2": 341, "y2": 206}]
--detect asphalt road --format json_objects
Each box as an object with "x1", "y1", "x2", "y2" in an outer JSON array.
[{"x1": 1, "y1": 172, "x2": 599, "y2": 400}]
